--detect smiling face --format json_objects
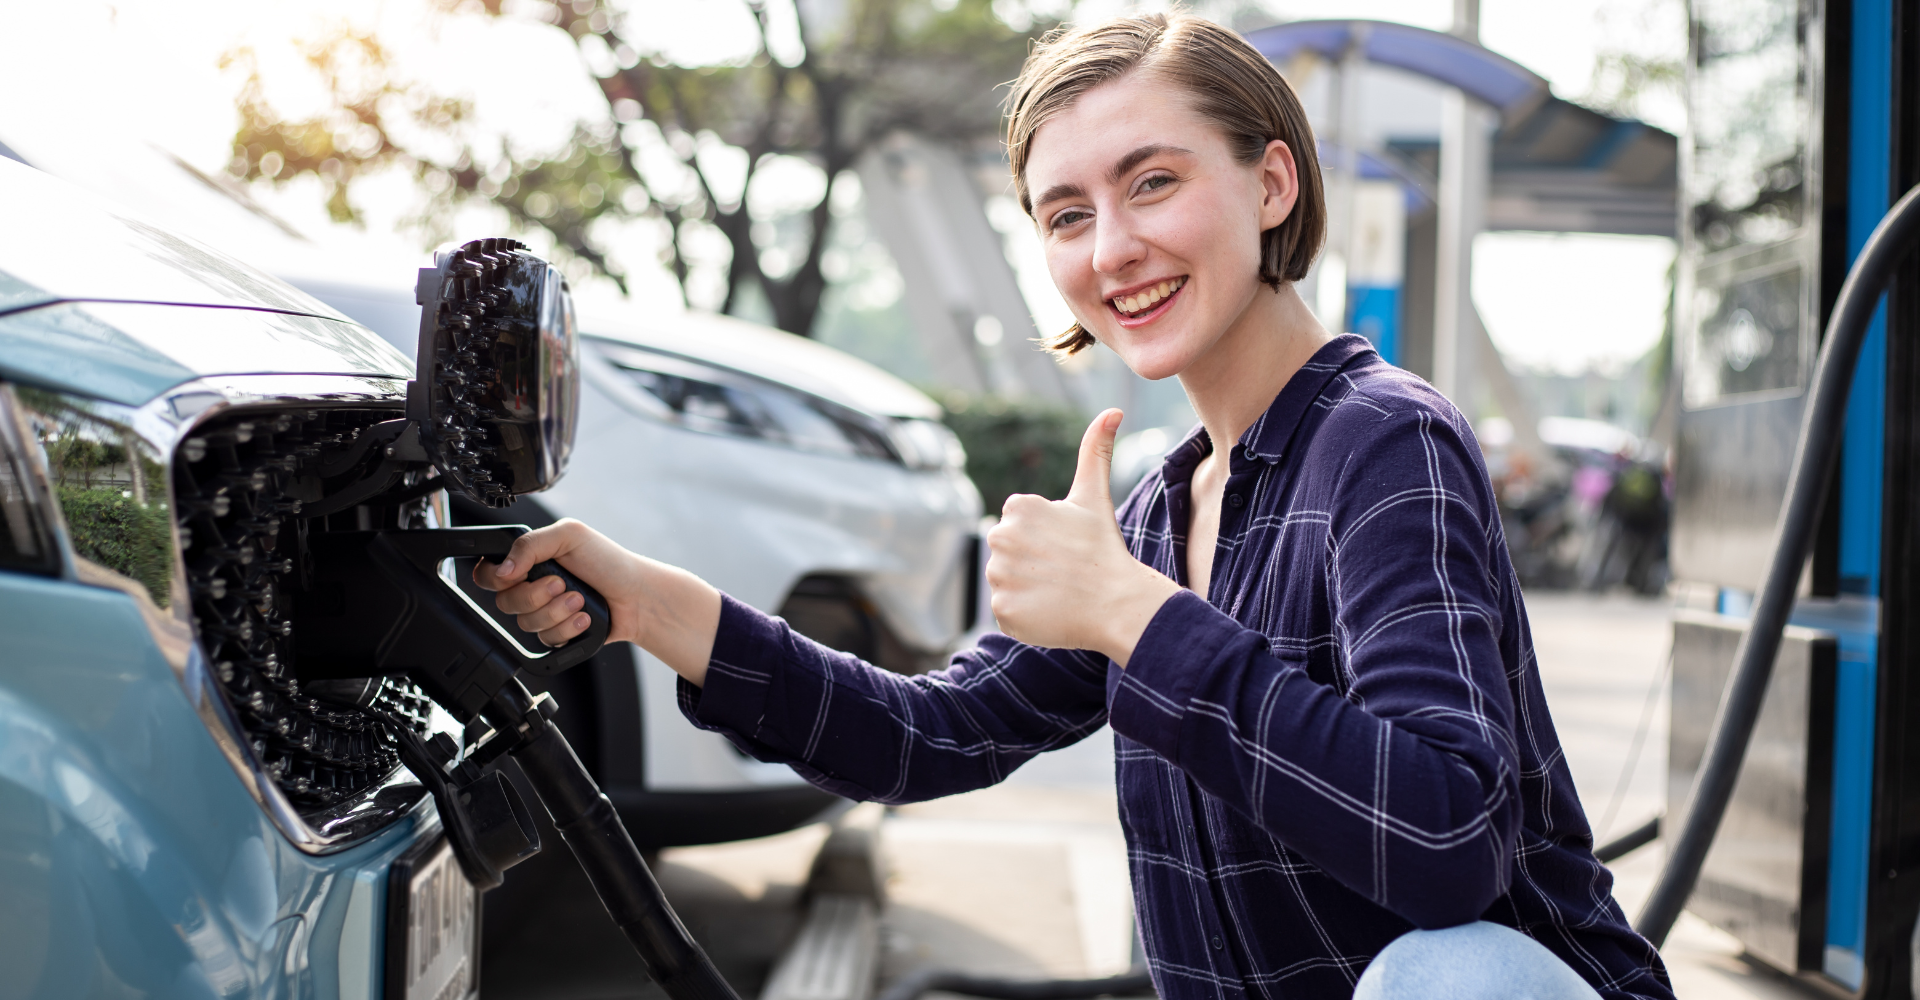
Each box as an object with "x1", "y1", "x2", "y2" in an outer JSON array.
[{"x1": 1025, "y1": 71, "x2": 1300, "y2": 382}]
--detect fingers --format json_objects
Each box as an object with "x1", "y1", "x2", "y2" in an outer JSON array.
[
  {"x1": 538, "y1": 613, "x2": 593, "y2": 648},
  {"x1": 1064, "y1": 408, "x2": 1122, "y2": 510},
  {"x1": 471, "y1": 522, "x2": 576, "y2": 591},
  {"x1": 491, "y1": 574, "x2": 591, "y2": 644},
  {"x1": 519, "y1": 586, "x2": 588, "y2": 636},
  {"x1": 493, "y1": 574, "x2": 565, "y2": 615}
]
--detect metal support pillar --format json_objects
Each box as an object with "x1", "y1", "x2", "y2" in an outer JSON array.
[
  {"x1": 1433, "y1": 0, "x2": 1494, "y2": 405},
  {"x1": 1320, "y1": 27, "x2": 1368, "y2": 334}
]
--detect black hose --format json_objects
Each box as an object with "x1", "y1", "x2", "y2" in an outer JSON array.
[
  {"x1": 1635, "y1": 184, "x2": 1920, "y2": 947},
  {"x1": 1593, "y1": 815, "x2": 1660, "y2": 864},
  {"x1": 483, "y1": 681, "x2": 743, "y2": 1000},
  {"x1": 876, "y1": 968, "x2": 1155, "y2": 1000}
]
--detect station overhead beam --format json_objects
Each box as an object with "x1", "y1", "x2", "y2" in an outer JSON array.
[{"x1": 1246, "y1": 19, "x2": 1679, "y2": 241}]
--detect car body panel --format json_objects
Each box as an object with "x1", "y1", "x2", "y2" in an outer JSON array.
[
  {"x1": 0, "y1": 160, "x2": 468, "y2": 1000},
  {"x1": 0, "y1": 568, "x2": 422, "y2": 999},
  {"x1": 0, "y1": 301, "x2": 412, "y2": 407},
  {"x1": 0, "y1": 157, "x2": 350, "y2": 322}
]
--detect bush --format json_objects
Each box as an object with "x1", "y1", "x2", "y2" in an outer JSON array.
[
  {"x1": 940, "y1": 394, "x2": 1084, "y2": 515},
  {"x1": 58, "y1": 485, "x2": 174, "y2": 607}
]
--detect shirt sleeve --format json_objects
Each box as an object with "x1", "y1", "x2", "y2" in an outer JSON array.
[
  {"x1": 678, "y1": 594, "x2": 1113, "y2": 804},
  {"x1": 1107, "y1": 406, "x2": 1521, "y2": 930}
]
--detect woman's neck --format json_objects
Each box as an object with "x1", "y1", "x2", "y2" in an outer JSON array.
[{"x1": 1179, "y1": 282, "x2": 1335, "y2": 457}]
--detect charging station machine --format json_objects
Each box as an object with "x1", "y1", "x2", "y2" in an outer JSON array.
[{"x1": 1667, "y1": 0, "x2": 1919, "y2": 994}]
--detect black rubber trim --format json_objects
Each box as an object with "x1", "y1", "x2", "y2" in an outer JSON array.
[{"x1": 876, "y1": 968, "x2": 1154, "y2": 1000}]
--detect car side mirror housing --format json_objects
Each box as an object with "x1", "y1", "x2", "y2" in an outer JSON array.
[{"x1": 409, "y1": 238, "x2": 579, "y2": 507}]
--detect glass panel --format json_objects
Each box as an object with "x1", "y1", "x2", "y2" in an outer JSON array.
[
  {"x1": 1687, "y1": 0, "x2": 1813, "y2": 254},
  {"x1": 13, "y1": 387, "x2": 174, "y2": 607},
  {"x1": 1682, "y1": 262, "x2": 1806, "y2": 405}
]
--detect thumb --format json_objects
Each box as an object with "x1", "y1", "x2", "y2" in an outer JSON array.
[{"x1": 1065, "y1": 408, "x2": 1122, "y2": 509}]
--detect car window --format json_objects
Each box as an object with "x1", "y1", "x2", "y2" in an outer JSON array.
[
  {"x1": 0, "y1": 385, "x2": 58, "y2": 575},
  {"x1": 12, "y1": 386, "x2": 175, "y2": 607}
]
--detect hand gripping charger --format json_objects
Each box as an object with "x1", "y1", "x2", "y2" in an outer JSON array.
[{"x1": 292, "y1": 239, "x2": 742, "y2": 1000}]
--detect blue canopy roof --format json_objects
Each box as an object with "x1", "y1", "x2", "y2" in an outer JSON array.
[
  {"x1": 1244, "y1": 19, "x2": 1549, "y2": 119},
  {"x1": 1250, "y1": 20, "x2": 1676, "y2": 237}
]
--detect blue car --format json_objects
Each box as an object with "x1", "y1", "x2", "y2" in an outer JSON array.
[{"x1": 0, "y1": 158, "x2": 493, "y2": 998}]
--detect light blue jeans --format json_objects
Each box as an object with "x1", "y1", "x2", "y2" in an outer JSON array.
[{"x1": 1353, "y1": 922, "x2": 1605, "y2": 1000}]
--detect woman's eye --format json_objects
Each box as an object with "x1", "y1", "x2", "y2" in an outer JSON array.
[
  {"x1": 1140, "y1": 174, "x2": 1174, "y2": 194},
  {"x1": 1050, "y1": 209, "x2": 1091, "y2": 231}
]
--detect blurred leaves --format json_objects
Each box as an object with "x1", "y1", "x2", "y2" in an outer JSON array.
[
  {"x1": 939, "y1": 393, "x2": 1082, "y2": 515},
  {"x1": 224, "y1": 30, "x2": 470, "y2": 226},
  {"x1": 1584, "y1": 49, "x2": 1683, "y2": 119},
  {"x1": 1581, "y1": 0, "x2": 1684, "y2": 124},
  {"x1": 224, "y1": 0, "x2": 1048, "y2": 333}
]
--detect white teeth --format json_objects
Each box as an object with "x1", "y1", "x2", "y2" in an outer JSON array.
[{"x1": 1112, "y1": 277, "x2": 1186, "y2": 316}]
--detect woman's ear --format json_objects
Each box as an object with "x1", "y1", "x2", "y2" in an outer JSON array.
[{"x1": 1258, "y1": 139, "x2": 1299, "y2": 230}]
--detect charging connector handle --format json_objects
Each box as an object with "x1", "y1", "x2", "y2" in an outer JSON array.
[
  {"x1": 485, "y1": 682, "x2": 743, "y2": 1000},
  {"x1": 1635, "y1": 184, "x2": 1920, "y2": 947}
]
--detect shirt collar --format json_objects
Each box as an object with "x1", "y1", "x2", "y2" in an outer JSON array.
[{"x1": 1162, "y1": 334, "x2": 1379, "y2": 481}]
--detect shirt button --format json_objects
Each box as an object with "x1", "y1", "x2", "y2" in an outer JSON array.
[
  {"x1": 1227, "y1": 494, "x2": 1244, "y2": 508},
  {"x1": 1211, "y1": 934, "x2": 1224, "y2": 951}
]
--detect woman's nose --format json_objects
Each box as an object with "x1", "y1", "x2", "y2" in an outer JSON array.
[{"x1": 1090, "y1": 212, "x2": 1146, "y2": 276}]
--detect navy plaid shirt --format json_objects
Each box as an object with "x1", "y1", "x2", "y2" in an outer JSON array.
[{"x1": 680, "y1": 335, "x2": 1672, "y2": 1000}]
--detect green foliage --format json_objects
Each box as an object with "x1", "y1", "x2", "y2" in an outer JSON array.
[
  {"x1": 58, "y1": 486, "x2": 174, "y2": 608},
  {"x1": 941, "y1": 394, "x2": 1083, "y2": 516},
  {"x1": 225, "y1": 0, "x2": 1050, "y2": 332}
]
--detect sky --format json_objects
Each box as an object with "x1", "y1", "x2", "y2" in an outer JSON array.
[{"x1": 0, "y1": 0, "x2": 1685, "y2": 375}]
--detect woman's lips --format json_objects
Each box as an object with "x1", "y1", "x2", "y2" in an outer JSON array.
[{"x1": 1108, "y1": 276, "x2": 1187, "y2": 328}]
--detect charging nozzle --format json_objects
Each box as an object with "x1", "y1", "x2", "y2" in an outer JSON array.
[{"x1": 292, "y1": 525, "x2": 611, "y2": 720}]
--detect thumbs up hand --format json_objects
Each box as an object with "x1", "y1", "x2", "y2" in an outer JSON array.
[{"x1": 984, "y1": 409, "x2": 1182, "y2": 667}]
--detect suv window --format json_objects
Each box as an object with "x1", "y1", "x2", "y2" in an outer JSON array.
[
  {"x1": 12, "y1": 386, "x2": 173, "y2": 606},
  {"x1": 0, "y1": 385, "x2": 58, "y2": 575}
]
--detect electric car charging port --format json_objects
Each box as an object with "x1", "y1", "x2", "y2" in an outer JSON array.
[
  {"x1": 173, "y1": 404, "x2": 446, "y2": 833},
  {"x1": 174, "y1": 403, "x2": 504, "y2": 995}
]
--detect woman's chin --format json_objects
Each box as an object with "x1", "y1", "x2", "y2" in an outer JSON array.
[{"x1": 1108, "y1": 339, "x2": 1199, "y2": 382}]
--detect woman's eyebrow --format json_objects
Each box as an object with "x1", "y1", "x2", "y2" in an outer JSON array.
[
  {"x1": 1034, "y1": 181, "x2": 1085, "y2": 209},
  {"x1": 1107, "y1": 144, "x2": 1193, "y2": 183},
  {"x1": 1032, "y1": 144, "x2": 1195, "y2": 210}
]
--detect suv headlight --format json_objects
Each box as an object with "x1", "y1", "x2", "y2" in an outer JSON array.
[
  {"x1": 887, "y1": 417, "x2": 966, "y2": 472},
  {"x1": 592, "y1": 342, "x2": 960, "y2": 471}
]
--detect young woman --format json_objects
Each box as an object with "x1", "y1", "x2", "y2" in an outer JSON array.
[{"x1": 476, "y1": 13, "x2": 1673, "y2": 1000}]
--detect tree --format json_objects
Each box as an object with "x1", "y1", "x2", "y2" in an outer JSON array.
[{"x1": 225, "y1": 0, "x2": 1047, "y2": 336}]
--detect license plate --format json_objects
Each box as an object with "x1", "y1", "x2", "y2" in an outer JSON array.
[{"x1": 386, "y1": 834, "x2": 481, "y2": 1000}]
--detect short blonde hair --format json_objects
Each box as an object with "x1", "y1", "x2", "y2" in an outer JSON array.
[{"x1": 1005, "y1": 12, "x2": 1326, "y2": 355}]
